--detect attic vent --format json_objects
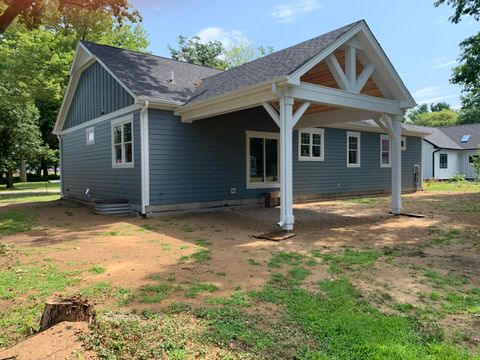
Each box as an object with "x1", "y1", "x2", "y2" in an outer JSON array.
[{"x1": 461, "y1": 134, "x2": 471, "y2": 142}]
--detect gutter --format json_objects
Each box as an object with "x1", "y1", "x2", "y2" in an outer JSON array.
[{"x1": 56, "y1": 135, "x2": 64, "y2": 198}]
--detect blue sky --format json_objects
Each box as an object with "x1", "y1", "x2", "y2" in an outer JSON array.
[{"x1": 132, "y1": 0, "x2": 478, "y2": 108}]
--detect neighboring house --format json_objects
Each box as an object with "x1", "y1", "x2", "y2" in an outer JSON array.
[
  {"x1": 54, "y1": 20, "x2": 426, "y2": 230},
  {"x1": 411, "y1": 124, "x2": 480, "y2": 180}
]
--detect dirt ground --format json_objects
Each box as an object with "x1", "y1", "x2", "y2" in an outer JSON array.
[{"x1": 0, "y1": 189, "x2": 479, "y2": 358}]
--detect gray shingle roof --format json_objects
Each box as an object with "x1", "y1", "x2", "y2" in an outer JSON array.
[
  {"x1": 405, "y1": 123, "x2": 480, "y2": 150},
  {"x1": 81, "y1": 41, "x2": 222, "y2": 103},
  {"x1": 186, "y1": 21, "x2": 363, "y2": 105}
]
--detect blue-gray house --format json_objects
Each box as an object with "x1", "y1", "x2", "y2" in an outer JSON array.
[{"x1": 54, "y1": 20, "x2": 426, "y2": 230}]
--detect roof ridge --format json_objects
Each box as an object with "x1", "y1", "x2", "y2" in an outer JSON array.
[
  {"x1": 80, "y1": 40, "x2": 224, "y2": 72},
  {"x1": 198, "y1": 20, "x2": 365, "y2": 83}
]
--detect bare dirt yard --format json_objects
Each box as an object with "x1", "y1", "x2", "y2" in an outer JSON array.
[{"x1": 0, "y1": 182, "x2": 479, "y2": 359}]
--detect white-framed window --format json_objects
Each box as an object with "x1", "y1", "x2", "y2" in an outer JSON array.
[
  {"x1": 346, "y1": 131, "x2": 361, "y2": 168},
  {"x1": 246, "y1": 131, "x2": 279, "y2": 189},
  {"x1": 111, "y1": 116, "x2": 134, "y2": 168},
  {"x1": 86, "y1": 127, "x2": 95, "y2": 145},
  {"x1": 298, "y1": 128, "x2": 325, "y2": 161},
  {"x1": 439, "y1": 153, "x2": 448, "y2": 169},
  {"x1": 380, "y1": 134, "x2": 391, "y2": 167},
  {"x1": 401, "y1": 136, "x2": 406, "y2": 151}
]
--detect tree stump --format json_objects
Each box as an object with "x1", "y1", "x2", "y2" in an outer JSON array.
[{"x1": 39, "y1": 296, "x2": 95, "y2": 332}]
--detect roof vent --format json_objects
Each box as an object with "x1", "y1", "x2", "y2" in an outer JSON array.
[
  {"x1": 169, "y1": 71, "x2": 176, "y2": 84},
  {"x1": 461, "y1": 134, "x2": 471, "y2": 143}
]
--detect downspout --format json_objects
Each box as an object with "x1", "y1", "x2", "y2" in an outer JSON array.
[
  {"x1": 432, "y1": 147, "x2": 441, "y2": 179},
  {"x1": 56, "y1": 135, "x2": 64, "y2": 198},
  {"x1": 140, "y1": 100, "x2": 150, "y2": 215}
]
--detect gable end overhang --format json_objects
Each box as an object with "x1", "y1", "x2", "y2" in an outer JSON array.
[{"x1": 53, "y1": 42, "x2": 139, "y2": 135}]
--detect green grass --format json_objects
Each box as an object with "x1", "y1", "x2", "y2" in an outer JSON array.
[
  {"x1": 185, "y1": 282, "x2": 218, "y2": 298},
  {"x1": 247, "y1": 258, "x2": 261, "y2": 266},
  {"x1": 190, "y1": 249, "x2": 212, "y2": 263},
  {"x1": 316, "y1": 248, "x2": 380, "y2": 273},
  {"x1": 422, "y1": 269, "x2": 469, "y2": 289},
  {"x1": 89, "y1": 265, "x2": 106, "y2": 275},
  {"x1": 0, "y1": 193, "x2": 60, "y2": 204},
  {"x1": 139, "y1": 283, "x2": 173, "y2": 303},
  {"x1": 0, "y1": 211, "x2": 36, "y2": 235},
  {"x1": 423, "y1": 181, "x2": 480, "y2": 193},
  {"x1": 0, "y1": 181, "x2": 60, "y2": 192},
  {"x1": 427, "y1": 227, "x2": 461, "y2": 246},
  {"x1": 268, "y1": 251, "x2": 305, "y2": 268},
  {"x1": 0, "y1": 265, "x2": 81, "y2": 300}
]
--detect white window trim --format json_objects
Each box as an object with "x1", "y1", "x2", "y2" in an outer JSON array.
[
  {"x1": 346, "y1": 131, "x2": 361, "y2": 168},
  {"x1": 86, "y1": 127, "x2": 95, "y2": 145},
  {"x1": 246, "y1": 130, "x2": 280, "y2": 189},
  {"x1": 111, "y1": 115, "x2": 134, "y2": 169},
  {"x1": 401, "y1": 136, "x2": 406, "y2": 151},
  {"x1": 439, "y1": 153, "x2": 448, "y2": 169},
  {"x1": 380, "y1": 134, "x2": 391, "y2": 168},
  {"x1": 298, "y1": 128, "x2": 325, "y2": 161}
]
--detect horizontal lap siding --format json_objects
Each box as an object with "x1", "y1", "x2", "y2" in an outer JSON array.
[
  {"x1": 149, "y1": 108, "x2": 278, "y2": 205},
  {"x1": 63, "y1": 62, "x2": 134, "y2": 130},
  {"x1": 62, "y1": 110, "x2": 141, "y2": 205},
  {"x1": 293, "y1": 130, "x2": 422, "y2": 194},
  {"x1": 149, "y1": 107, "x2": 422, "y2": 206}
]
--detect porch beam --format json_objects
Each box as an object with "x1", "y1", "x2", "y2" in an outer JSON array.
[
  {"x1": 356, "y1": 64, "x2": 375, "y2": 93},
  {"x1": 262, "y1": 102, "x2": 280, "y2": 126},
  {"x1": 296, "y1": 109, "x2": 377, "y2": 129},
  {"x1": 289, "y1": 82, "x2": 403, "y2": 115},
  {"x1": 345, "y1": 46, "x2": 356, "y2": 88},
  {"x1": 292, "y1": 101, "x2": 311, "y2": 126},
  {"x1": 325, "y1": 54, "x2": 352, "y2": 91}
]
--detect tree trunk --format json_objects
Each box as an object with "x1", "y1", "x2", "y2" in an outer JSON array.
[
  {"x1": 39, "y1": 296, "x2": 95, "y2": 332},
  {"x1": 20, "y1": 159, "x2": 27, "y2": 182},
  {"x1": 5, "y1": 170, "x2": 14, "y2": 189},
  {"x1": 41, "y1": 159, "x2": 48, "y2": 180}
]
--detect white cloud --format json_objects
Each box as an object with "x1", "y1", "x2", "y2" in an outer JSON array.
[
  {"x1": 432, "y1": 60, "x2": 456, "y2": 69},
  {"x1": 413, "y1": 87, "x2": 458, "y2": 104},
  {"x1": 272, "y1": 0, "x2": 321, "y2": 23},
  {"x1": 196, "y1": 27, "x2": 251, "y2": 48}
]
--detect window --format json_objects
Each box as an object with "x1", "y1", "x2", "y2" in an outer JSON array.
[
  {"x1": 298, "y1": 128, "x2": 325, "y2": 161},
  {"x1": 439, "y1": 153, "x2": 448, "y2": 169},
  {"x1": 112, "y1": 117, "x2": 134, "y2": 168},
  {"x1": 246, "y1": 131, "x2": 279, "y2": 188},
  {"x1": 86, "y1": 127, "x2": 95, "y2": 145},
  {"x1": 346, "y1": 131, "x2": 361, "y2": 167},
  {"x1": 380, "y1": 134, "x2": 391, "y2": 167},
  {"x1": 401, "y1": 136, "x2": 406, "y2": 151},
  {"x1": 469, "y1": 155, "x2": 477, "y2": 164},
  {"x1": 461, "y1": 135, "x2": 471, "y2": 143}
]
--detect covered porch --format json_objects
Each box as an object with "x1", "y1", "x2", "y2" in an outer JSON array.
[{"x1": 175, "y1": 21, "x2": 417, "y2": 230}]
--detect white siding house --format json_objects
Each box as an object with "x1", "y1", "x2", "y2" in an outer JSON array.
[{"x1": 413, "y1": 124, "x2": 480, "y2": 180}]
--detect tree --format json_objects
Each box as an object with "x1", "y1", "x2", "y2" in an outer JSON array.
[
  {"x1": 0, "y1": 0, "x2": 140, "y2": 34},
  {"x1": 471, "y1": 149, "x2": 480, "y2": 182},
  {"x1": 224, "y1": 43, "x2": 274, "y2": 68},
  {"x1": 404, "y1": 102, "x2": 454, "y2": 124},
  {"x1": 414, "y1": 109, "x2": 459, "y2": 127},
  {"x1": 435, "y1": 0, "x2": 480, "y2": 124},
  {"x1": 168, "y1": 35, "x2": 227, "y2": 70},
  {"x1": 0, "y1": 86, "x2": 43, "y2": 188},
  {"x1": 434, "y1": 0, "x2": 480, "y2": 23}
]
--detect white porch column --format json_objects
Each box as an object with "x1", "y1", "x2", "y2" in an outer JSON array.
[
  {"x1": 391, "y1": 115, "x2": 403, "y2": 214},
  {"x1": 279, "y1": 96, "x2": 295, "y2": 230}
]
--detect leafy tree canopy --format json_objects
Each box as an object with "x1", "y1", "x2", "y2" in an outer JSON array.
[
  {"x1": 0, "y1": 0, "x2": 140, "y2": 34},
  {"x1": 224, "y1": 43, "x2": 274, "y2": 68},
  {"x1": 169, "y1": 35, "x2": 227, "y2": 70},
  {"x1": 404, "y1": 102, "x2": 455, "y2": 124},
  {"x1": 434, "y1": 0, "x2": 480, "y2": 23},
  {"x1": 413, "y1": 109, "x2": 459, "y2": 127}
]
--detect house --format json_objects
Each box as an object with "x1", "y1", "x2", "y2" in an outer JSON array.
[
  {"x1": 414, "y1": 123, "x2": 480, "y2": 180},
  {"x1": 53, "y1": 20, "x2": 428, "y2": 230}
]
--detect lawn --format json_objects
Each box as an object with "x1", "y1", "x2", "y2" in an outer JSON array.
[
  {"x1": 0, "y1": 183, "x2": 479, "y2": 359},
  {"x1": 423, "y1": 180, "x2": 480, "y2": 193},
  {"x1": 0, "y1": 181, "x2": 60, "y2": 192}
]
